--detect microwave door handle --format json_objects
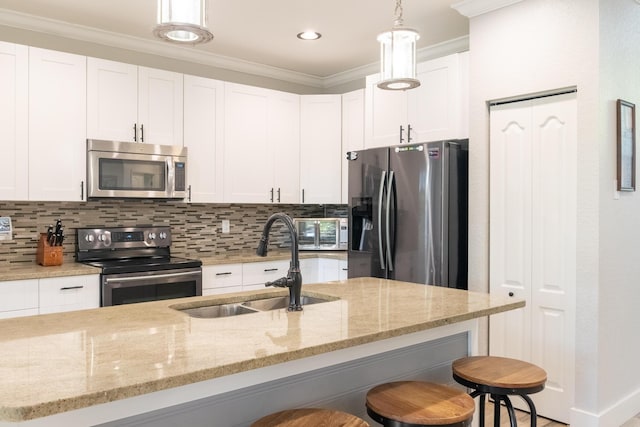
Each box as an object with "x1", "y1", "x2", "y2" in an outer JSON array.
[
  {"x1": 166, "y1": 157, "x2": 175, "y2": 197},
  {"x1": 377, "y1": 170, "x2": 386, "y2": 271}
]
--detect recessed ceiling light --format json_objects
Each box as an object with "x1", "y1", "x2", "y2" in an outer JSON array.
[{"x1": 297, "y1": 31, "x2": 322, "y2": 40}]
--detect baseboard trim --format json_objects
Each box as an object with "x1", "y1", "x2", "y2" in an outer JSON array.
[{"x1": 571, "y1": 386, "x2": 640, "y2": 427}]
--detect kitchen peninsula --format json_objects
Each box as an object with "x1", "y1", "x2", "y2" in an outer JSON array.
[{"x1": 0, "y1": 278, "x2": 524, "y2": 427}]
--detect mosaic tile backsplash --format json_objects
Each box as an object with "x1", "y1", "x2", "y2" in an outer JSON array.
[{"x1": 0, "y1": 201, "x2": 347, "y2": 267}]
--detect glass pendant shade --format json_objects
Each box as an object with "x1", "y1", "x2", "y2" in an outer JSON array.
[
  {"x1": 377, "y1": 27, "x2": 420, "y2": 90},
  {"x1": 154, "y1": 0, "x2": 213, "y2": 45}
]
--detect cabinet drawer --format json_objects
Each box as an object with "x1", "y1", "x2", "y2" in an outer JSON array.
[
  {"x1": 0, "y1": 279, "x2": 39, "y2": 313},
  {"x1": 39, "y1": 275, "x2": 100, "y2": 314},
  {"x1": 203, "y1": 264, "x2": 243, "y2": 289},
  {"x1": 242, "y1": 260, "x2": 289, "y2": 285}
]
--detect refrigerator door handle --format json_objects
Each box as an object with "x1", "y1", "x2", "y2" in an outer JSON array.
[
  {"x1": 386, "y1": 170, "x2": 395, "y2": 272},
  {"x1": 377, "y1": 170, "x2": 387, "y2": 271}
]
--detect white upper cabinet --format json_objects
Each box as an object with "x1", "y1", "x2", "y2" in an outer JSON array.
[
  {"x1": 138, "y1": 66, "x2": 183, "y2": 146},
  {"x1": 183, "y1": 75, "x2": 225, "y2": 203},
  {"x1": 87, "y1": 57, "x2": 183, "y2": 146},
  {"x1": 223, "y1": 83, "x2": 300, "y2": 203},
  {"x1": 29, "y1": 47, "x2": 87, "y2": 201},
  {"x1": 0, "y1": 42, "x2": 28, "y2": 200},
  {"x1": 365, "y1": 52, "x2": 467, "y2": 148},
  {"x1": 269, "y1": 90, "x2": 301, "y2": 204},
  {"x1": 341, "y1": 89, "x2": 365, "y2": 204},
  {"x1": 300, "y1": 94, "x2": 342, "y2": 204}
]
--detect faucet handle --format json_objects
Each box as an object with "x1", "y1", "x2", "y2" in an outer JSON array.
[{"x1": 265, "y1": 277, "x2": 290, "y2": 288}]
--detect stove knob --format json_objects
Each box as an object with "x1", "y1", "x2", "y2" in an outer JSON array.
[
  {"x1": 149, "y1": 232, "x2": 156, "y2": 240},
  {"x1": 159, "y1": 232, "x2": 167, "y2": 240},
  {"x1": 97, "y1": 234, "x2": 105, "y2": 242},
  {"x1": 84, "y1": 234, "x2": 95, "y2": 243}
]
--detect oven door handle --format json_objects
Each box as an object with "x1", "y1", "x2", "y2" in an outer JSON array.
[{"x1": 104, "y1": 271, "x2": 199, "y2": 284}]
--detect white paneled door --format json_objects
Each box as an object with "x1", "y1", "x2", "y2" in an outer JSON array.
[{"x1": 489, "y1": 92, "x2": 576, "y2": 423}]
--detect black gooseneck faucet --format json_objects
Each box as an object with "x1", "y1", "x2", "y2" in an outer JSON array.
[{"x1": 256, "y1": 213, "x2": 303, "y2": 311}]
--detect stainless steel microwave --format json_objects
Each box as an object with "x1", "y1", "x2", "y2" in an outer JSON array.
[
  {"x1": 87, "y1": 139, "x2": 187, "y2": 199},
  {"x1": 294, "y1": 218, "x2": 348, "y2": 251}
]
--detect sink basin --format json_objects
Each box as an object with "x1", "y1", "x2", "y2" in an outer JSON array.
[
  {"x1": 179, "y1": 303, "x2": 258, "y2": 319},
  {"x1": 242, "y1": 295, "x2": 330, "y2": 311},
  {"x1": 173, "y1": 294, "x2": 334, "y2": 318}
]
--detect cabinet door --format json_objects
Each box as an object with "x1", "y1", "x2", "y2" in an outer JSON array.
[
  {"x1": 29, "y1": 47, "x2": 86, "y2": 201},
  {"x1": 224, "y1": 83, "x2": 273, "y2": 203},
  {"x1": 39, "y1": 275, "x2": 100, "y2": 314},
  {"x1": 300, "y1": 95, "x2": 342, "y2": 204},
  {"x1": 407, "y1": 54, "x2": 461, "y2": 143},
  {"x1": 87, "y1": 57, "x2": 138, "y2": 142},
  {"x1": 339, "y1": 259, "x2": 348, "y2": 280},
  {"x1": 202, "y1": 264, "x2": 242, "y2": 295},
  {"x1": 269, "y1": 90, "x2": 300, "y2": 203},
  {"x1": 341, "y1": 89, "x2": 364, "y2": 203},
  {"x1": 138, "y1": 66, "x2": 184, "y2": 146},
  {"x1": 0, "y1": 42, "x2": 28, "y2": 200},
  {"x1": 364, "y1": 73, "x2": 407, "y2": 148},
  {"x1": 242, "y1": 260, "x2": 290, "y2": 288},
  {"x1": 299, "y1": 258, "x2": 319, "y2": 284},
  {"x1": 0, "y1": 279, "x2": 38, "y2": 319},
  {"x1": 184, "y1": 75, "x2": 225, "y2": 202},
  {"x1": 317, "y1": 258, "x2": 340, "y2": 282}
]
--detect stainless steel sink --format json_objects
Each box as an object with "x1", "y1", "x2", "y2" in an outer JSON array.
[
  {"x1": 242, "y1": 295, "x2": 330, "y2": 311},
  {"x1": 173, "y1": 294, "x2": 333, "y2": 319},
  {"x1": 179, "y1": 303, "x2": 259, "y2": 319}
]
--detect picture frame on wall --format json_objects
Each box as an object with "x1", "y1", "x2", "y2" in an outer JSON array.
[{"x1": 616, "y1": 99, "x2": 636, "y2": 191}]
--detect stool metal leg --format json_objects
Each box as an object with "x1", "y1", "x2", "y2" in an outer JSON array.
[
  {"x1": 479, "y1": 394, "x2": 486, "y2": 426},
  {"x1": 502, "y1": 395, "x2": 517, "y2": 427},
  {"x1": 520, "y1": 394, "x2": 538, "y2": 427},
  {"x1": 492, "y1": 394, "x2": 501, "y2": 427}
]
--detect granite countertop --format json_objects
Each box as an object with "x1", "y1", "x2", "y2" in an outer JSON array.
[
  {"x1": 0, "y1": 277, "x2": 524, "y2": 422},
  {"x1": 0, "y1": 250, "x2": 347, "y2": 281}
]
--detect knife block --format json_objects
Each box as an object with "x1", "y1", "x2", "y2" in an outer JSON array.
[{"x1": 36, "y1": 233, "x2": 64, "y2": 266}]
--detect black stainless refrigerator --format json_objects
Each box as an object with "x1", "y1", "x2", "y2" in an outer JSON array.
[{"x1": 347, "y1": 139, "x2": 468, "y2": 289}]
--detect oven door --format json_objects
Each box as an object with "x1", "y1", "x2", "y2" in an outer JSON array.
[{"x1": 101, "y1": 267, "x2": 202, "y2": 306}]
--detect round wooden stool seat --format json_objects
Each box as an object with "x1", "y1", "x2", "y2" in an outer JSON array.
[
  {"x1": 251, "y1": 408, "x2": 370, "y2": 427},
  {"x1": 365, "y1": 381, "x2": 475, "y2": 426},
  {"x1": 452, "y1": 356, "x2": 547, "y2": 427}
]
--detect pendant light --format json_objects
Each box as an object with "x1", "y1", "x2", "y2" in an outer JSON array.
[
  {"x1": 153, "y1": 0, "x2": 214, "y2": 45},
  {"x1": 377, "y1": 0, "x2": 420, "y2": 90}
]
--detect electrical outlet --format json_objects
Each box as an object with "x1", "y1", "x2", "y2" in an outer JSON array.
[{"x1": 222, "y1": 220, "x2": 230, "y2": 234}]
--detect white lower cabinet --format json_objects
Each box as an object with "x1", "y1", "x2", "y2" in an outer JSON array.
[
  {"x1": 339, "y1": 259, "x2": 349, "y2": 280},
  {"x1": 202, "y1": 264, "x2": 242, "y2": 296},
  {"x1": 300, "y1": 258, "x2": 319, "y2": 284},
  {"x1": 242, "y1": 260, "x2": 290, "y2": 291},
  {"x1": 0, "y1": 279, "x2": 39, "y2": 319},
  {"x1": 39, "y1": 275, "x2": 100, "y2": 314},
  {"x1": 301, "y1": 257, "x2": 347, "y2": 284}
]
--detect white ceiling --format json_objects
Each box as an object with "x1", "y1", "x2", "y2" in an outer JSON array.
[{"x1": 0, "y1": 0, "x2": 468, "y2": 82}]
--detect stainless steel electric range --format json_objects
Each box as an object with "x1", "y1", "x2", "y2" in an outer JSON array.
[{"x1": 76, "y1": 225, "x2": 202, "y2": 306}]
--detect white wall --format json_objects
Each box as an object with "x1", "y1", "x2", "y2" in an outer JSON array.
[
  {"x1": 465, "y1": 0, "x2": 640, "y2": 424},
  {"x1": 596, "y1": 0, "x2": 640, "y2": 422}
]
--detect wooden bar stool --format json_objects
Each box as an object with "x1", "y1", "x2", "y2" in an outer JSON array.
[
  {"x1": 365, "y1": 381, "x2": 475, "y2": 426},
  {"x1": 251, "y1": 407, "x2": 370, "y2": 426},
  {"x1": 452, "y1": 356, "x2": 547, "y2": 427}
]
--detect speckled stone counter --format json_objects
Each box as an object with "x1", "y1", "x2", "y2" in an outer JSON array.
[
  {"x1": 0, "y1": 250, "x2": 346, "y2": 281},
  {"x1": 0, "y1": 277, "x2": 523, "y2": 424},
  {"x1": 0, "y1": 262, "x2": 100, "y2": 281}
]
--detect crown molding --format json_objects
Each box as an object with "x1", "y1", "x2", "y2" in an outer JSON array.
[
  {"x1": 0, "y1": 7, "x2": 470, "y2": 91},
  {"x1": 451, "y1": 0, "x2": 524, "y2": 18},
  {"x1": 0, "y1": 8, "x2": 324, "y2": 88},
  {"x1": 322, "y1": 35, "x2": 470, "y2": 89}
]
